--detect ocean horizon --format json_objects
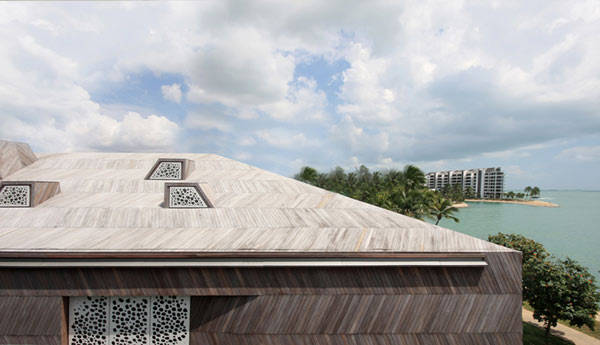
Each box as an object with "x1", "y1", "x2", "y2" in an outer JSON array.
[{"x1": 431, "y1": 190, "x2": 600, "y2": 282}]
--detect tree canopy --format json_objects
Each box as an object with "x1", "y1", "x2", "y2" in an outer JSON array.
[
  {"x1": 294, "y1": 165, "x2": 458, "y2": 224},
  {"x1": 489, "y1": 233, "x2": 600, "y2": 343}
]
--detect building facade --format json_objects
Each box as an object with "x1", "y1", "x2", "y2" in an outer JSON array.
[
  {"x1": 426, "y1": 167, "x2": 505, "y2": 199},
  {"x1": 0, "y1": 140, "x2": 521, "y2": 345}
]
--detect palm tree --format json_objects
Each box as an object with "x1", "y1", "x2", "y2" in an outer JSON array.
[
  {"x1": 428, "y1": 194, "x2": 460, "y2": 225},
  {"x1": 506, "y1": 191, "x2": 515, "y2": 199},
  {"x1": 402, "y1": 165, "x2": 426, "y2": 188},
  {"x1": 294, "y1": 166, "x2": 318, "y2": 185},
  {"x1": 516, "y1": 192, "x2": 525, "y2": 199},
  {"x1": 524, "y1": 186, "x2": 533, "y2": 199},
  {"x1": 531, "y1": 186, "x2": 541, "y2": 199}
]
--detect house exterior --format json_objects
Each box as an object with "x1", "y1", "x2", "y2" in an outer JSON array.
[{"x1": 0, "y1": 140, "x2": 522, "y2": 345}]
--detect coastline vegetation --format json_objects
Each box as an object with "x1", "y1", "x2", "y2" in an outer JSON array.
[
  {"x1": 294, "y1": 165, "x2": 459, "y2": 225},
  {"x1": 489, "y1": 233, "x2": 600, "y2": 344}
]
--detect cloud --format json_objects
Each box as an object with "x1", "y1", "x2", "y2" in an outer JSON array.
[
  {"x1": 557, "y1": 146, "x2": 600, "y2": 162},
  {"x1": 161, "y1": 83, "x2": 182, "y2": 103},
  {"x1": 255, "y1": 130, "x2": 319, "y2": 149},
  {"x1": 184, "y1": 113, "x2": 232, "y2": 132},
  {"x1": 1, "y1": 1, "x2": 600, "y2": 183},
  {"x1": 0, "y1": 19, "x2": 180, "y2": 152}
]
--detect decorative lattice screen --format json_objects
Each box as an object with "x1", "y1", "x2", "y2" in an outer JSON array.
[
  {"x1": 68, "y1": 296, "x2": 190, "y2": 345},
  {"x1": 0, "y1": 184, "x2": 31, "y2": 207},
  {"x1": 169, "y1": 186, "x2": 208, "y2": 208},
  {"x1": 149, "y1": 162, "x2": 183, "y2": 180}
]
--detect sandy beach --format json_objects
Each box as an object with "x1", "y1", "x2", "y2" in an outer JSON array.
[
  {"x1": 465, "y1": 199, "x2": 559, "y2": 208},
  {"x1": 452, "y1": 202, "x2": 469, "y2": 208}
]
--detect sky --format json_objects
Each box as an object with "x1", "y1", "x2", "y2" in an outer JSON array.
[{"x1": 0, "y1": 1, "x2": 599, "y2": 190}]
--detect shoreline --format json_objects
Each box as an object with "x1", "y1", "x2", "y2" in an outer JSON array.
[{"x1": 464, "y1": 199, "x2": 559, "y2": 208}]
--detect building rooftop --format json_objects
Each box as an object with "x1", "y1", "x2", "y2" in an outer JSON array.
[{"x1": 0, "y1": 141, "x2": 511, "y2": 255}]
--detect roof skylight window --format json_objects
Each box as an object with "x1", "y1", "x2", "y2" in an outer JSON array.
[
  {"x1": 0, "y1": 184, "x2": 31, "y2": 207},
  {"x1": 0, "y1": 181, "x2": 60, "y2": 208},
  {"x1": 146, "y1": 159, "x2": 195, "y2": 180},
  {"x1": 164, "y1": 183, "x2": 212, "y2": 209}
]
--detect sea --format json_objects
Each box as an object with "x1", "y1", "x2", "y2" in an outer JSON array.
[{"x1": 432, "y1": 191, "x2": 600, "y2": 282}]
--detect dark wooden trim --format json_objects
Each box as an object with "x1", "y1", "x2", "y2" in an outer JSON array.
[
  {"x1": 0, "y1": 251, "x2": 486, "y2": 259},
  {"x1": 144, "y1": 158, "x2": 195, "y2": 180},
  {"x1": 61, "y1": 297, "x2": 68, "y2": 345},
  {"x1": 164, "y1": 182, "x2": 214, "y2": 208}
]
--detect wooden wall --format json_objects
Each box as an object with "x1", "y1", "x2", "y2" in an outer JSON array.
[{"x1": 0, "y1": 252, "x2": 522, "y2": 345}]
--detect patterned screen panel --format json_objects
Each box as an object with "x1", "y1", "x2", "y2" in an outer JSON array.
[
  {"x1": 69, "y1": 297, "x2": 109, "y2": 345},
  {"x1": 0, "y1": 184, "x2": 31, "y2": 207},
  {"x1": 169, "y1": 186, "x2": 208, "y2": 208},
  {"x1": 151, "y1": 296, "x2": 190, "y2": 345},
  {"x1": 110, "y1": 297, "x2": 150, "y2": 345},
  {"x1": 149, "y1": 162, "x2": 183, "y2": 180},
  {"x1": 69, "y1": 296, "x2": 189, "y2": 345}
]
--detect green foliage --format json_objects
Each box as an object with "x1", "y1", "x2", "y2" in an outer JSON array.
[
  {"x1": 489, "y1": 233, "x2": 600, "y2": 342},
  {"x1": 525, "y1": 186, "x2": 533, "y2": 199},
  {"x1": 517, "y1": 192, "x2": 525, "y2": 199},
  {"x1": 532, "y1": 186, "x2": 541, "y2": 198},
  {"x1": 506, "y1": 191, "x2": 516, "y2": 199},
  {"x1": 488, "y1": 233, "x2": 549, "y2": 264},
  {"x1": 293, "y1": 165, "x2": 455, "y2": 222},
  {"x1": 441, "y1": 183, "x2": 465, "y2": 202},
  {"x1": 429, "y1": 193, "x2": 460, "y2": 225},
  {"x1": 465, "y1": 186, "x2": 476, "y2": 199},
  {"x1": 527, "y1": 258, "x2": 600, "y2": 331}
]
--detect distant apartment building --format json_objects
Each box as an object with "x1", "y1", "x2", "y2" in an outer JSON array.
[{"x1": 425, "y1": 167, "x2": 504, "y2": 199}]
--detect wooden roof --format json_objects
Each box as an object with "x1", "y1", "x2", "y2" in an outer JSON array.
[{"x1": 0, "y1": 150, "x2": 512, "y2": 254}]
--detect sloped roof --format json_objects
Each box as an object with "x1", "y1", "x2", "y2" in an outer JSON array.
[
  {"x1": 0, "y1": 140, "x2": 37, "y2": 180},
  {"x1": 0, "y1": 149, "x2": 511, "y2": 254}
]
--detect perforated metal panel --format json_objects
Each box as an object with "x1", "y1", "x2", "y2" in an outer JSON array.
[
  {"x1": 0, "y1": 184, "x2": 30, "y2": 207},
  {"x1": 109, "y1": 297, "x2": 150, "y2": 345},
  {"x1": 151, "y1": 296, "x2": 190, "y2": 345},
  {"x1": 149, "y1": 162, "x2": 182, "y2": 180},
  {"x1": 169, "y1": 186, "x2": 207, "y2": 208},
  {"x1": 69, "y1": 297, "x2": 109, "y2": 345},
  {"x1": 69, "y1": 296, "x2": 189, "y2": 345}
]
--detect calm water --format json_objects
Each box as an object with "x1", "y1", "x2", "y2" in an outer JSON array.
[{"x1": 433, "y1": 191, "x2": 600, "y2": 281}]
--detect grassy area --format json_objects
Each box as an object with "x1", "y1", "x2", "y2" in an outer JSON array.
[
  {"x1": 523, "y1": 322, "x2": 574, "y2": 345},
  {"x1": 523, "y1": 303, "x2": 600, "y2": 340}
]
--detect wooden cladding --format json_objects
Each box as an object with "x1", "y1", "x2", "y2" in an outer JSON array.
[
  {"x1": 0, "y1": 252, "x2": 522, "y2": 345},
  {"x1": 0, "y1": 253, "x2": 521, "y2": 296}
]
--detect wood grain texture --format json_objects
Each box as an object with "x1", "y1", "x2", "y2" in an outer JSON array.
[
  {"x1": 0, "y1": 296, "x2": 61, "y2": 335},
  {"x1": 0, "y1": 152, "x2": 514, "y2": 254},
  {"x1": 189, "y1": 294, "x2": 521, "y2": 334},
  {"x1": 188, "y1": 333, "x2": 522, "y2": 345},
  {"x1": 0, "y1": 253, "x2": 521, "y2": 297},
  {"x1": 60, "y1": 297, "x2": 68, "y2": 345},
  {"x1": 0, "y1": 141, "x2": 37, "y2": 180},
  {"x1": 0, "y1": 252, "x2": 520, "y2": 344}
]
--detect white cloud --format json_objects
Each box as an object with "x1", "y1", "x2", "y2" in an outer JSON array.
[
  {"x1": 1, "y1": 0, "x2": 600, "y2": 178},
  {"x1": 161, "y1": 83, "x2": 182, "y2": 103},
  {"x1": 238, "y1": 137, "x2": 257, "y2": 146},
  {"x1": 258, "y1": 77, "x2": 327, "y2": 121},
  {"x1": 184, "y1": 113, "x2": 232, "y2": 132},
  {"x1": 0, "y1": 15, "x2": 180, "y2": 152},
  {"x1": 557, "y1": 146, "x2": 600, "y2": 162},
  {"x1": 255, "y1": 130, "x2": 319, "y2": 149},
  {"x1": 504, "y1": 165, "x2": 526, "y2": 176}
]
